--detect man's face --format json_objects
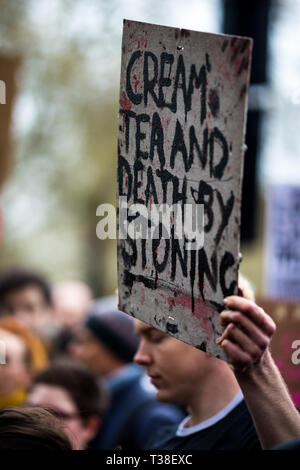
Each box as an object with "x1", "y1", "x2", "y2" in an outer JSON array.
[
  {"x1": 0, "y1": 286, "x2": 50, "y2": 335},
  {"x1": 69, "y1": 327, "x2": 112, "y2": 376},
  {"x1": 27, "y1": 384, "x2": 97, "y2": 450},
  {"x1": 134, "y1": 320, "x2": 210, "y2": 404},
  {"x1": 0, "y1": 329, "x2": 30, "y2": 396}
]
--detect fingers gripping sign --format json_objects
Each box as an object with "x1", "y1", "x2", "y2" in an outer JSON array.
[{"x1": 216, "y1": 296, "x2": 276, "y2": 372}]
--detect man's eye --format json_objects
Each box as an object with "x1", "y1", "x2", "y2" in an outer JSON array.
[{"x1": 149, "y1": 333, "x2": 164, "y2": 343}]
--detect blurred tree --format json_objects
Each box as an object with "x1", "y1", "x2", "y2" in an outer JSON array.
[
  {"x1": 0, "y1": 0, "x2": 121, "y2": 294},
  {"x1": 0, "y1": 0, "x2": 181, "y2": 295},
  {"x1": 0, "y1": 0, "x2": 222, "y2": 296}
]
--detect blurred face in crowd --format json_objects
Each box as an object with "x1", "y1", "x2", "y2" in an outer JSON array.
[
  {"x1": 0, "y1": 286, "x2": 52, "y2": 336},
  {"x1": 27, "y1": 384, "x2": 98, "y2": 450},
  {"x1": 52, "y1": 281, "x2": 92, "y2": 329},
  {"x1": 0, "y1": 329, "x2": 30, "y2": 397},
  {"x1": 134, "y1": 320, "x2": 212, "y2": 404},
  {"x1": 69, "y1": 327, "x2": 121, "y2": 377}
]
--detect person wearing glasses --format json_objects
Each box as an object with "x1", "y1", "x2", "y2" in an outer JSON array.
[{"x1": 27, "y1": 358, "x2": 108, "y2": 450}]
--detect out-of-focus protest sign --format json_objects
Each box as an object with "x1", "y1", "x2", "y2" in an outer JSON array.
[
  {"x1": 257, "y1": 296, "x2": 300, "y2": 408},
  {"x1": 117, "y1": 20, "x2": 252, "y2": 360},
  {"x1": 264, "y1": 184, "x2": 300, "y2": 301},
  {"x1": 0, "y1": 55, "x2": 21, "y2": 190}
]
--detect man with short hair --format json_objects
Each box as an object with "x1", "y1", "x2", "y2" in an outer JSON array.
[
  {"x1": 27, "y1": 359, "x2": 107, "y2": 450},
  {"x1": 0, "y1": 268, "x2": 53, "y2": 340},
  {"x1": 134, "y1": 310, "x2": 261, "y2": 450},
  {"x1": 0, "y1": 407, "x2": 72, "y2": 450}
]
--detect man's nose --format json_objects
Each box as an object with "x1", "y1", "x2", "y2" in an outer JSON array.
[{"x1": 134, "y1": 339, "x2": 152, "y2": 366}]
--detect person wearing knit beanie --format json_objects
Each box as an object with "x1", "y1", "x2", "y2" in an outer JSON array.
[
  {"x1": 69, "y1": 299, "x2": 139, "y2": 376},
  {"x1": 85, "y1": 307, "x2": 140, "y2": 364}
]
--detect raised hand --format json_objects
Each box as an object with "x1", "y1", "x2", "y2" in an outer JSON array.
[{"x1": 216, "y1": 296, "x2": 276, "y2": 372}]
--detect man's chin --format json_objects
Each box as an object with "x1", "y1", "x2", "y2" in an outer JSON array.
[{"x1": 156, "y1": 389, "x2": 174, "y2": 403}]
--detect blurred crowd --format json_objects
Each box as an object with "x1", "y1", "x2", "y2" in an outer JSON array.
[
  {"x1": 0, "y1": 266, "x2": 299, "y2": 451},
  {"x1": 0, "y1": 267, "x2": 184, "y2": 450}
]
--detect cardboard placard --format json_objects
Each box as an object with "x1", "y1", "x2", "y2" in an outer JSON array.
[
  {"x1": 257, "y1": 296, "x2": 300, "y2": 408},
  {"x1": 117, "y1": 20, "x2": 252, "y2": 359}
]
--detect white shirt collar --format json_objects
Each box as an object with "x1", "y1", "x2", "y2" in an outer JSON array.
[{"x1": 176, "y1": 389, "x2": 244, "y2": 436}]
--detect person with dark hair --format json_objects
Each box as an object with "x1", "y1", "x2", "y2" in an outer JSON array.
[
  {"x1": 69, "y1": 298, "x2": 185, "y2": 450},
  {"x1": 27, "y1": 358, "x2": 107, "y2": 450},
  {"x1": 0, "y1": 267, "x2": 54, "y2": 341},
  {"x1": 0, "y1": 407, "x2": 72, "y2": 450}
]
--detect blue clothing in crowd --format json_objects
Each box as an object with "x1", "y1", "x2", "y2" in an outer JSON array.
[{"x1": 90, "y1": 363, "x2": 185, "y2": 450}]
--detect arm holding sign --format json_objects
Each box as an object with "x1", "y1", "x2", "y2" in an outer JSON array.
[{"x1": 217, "y1": 296, "x2": 300, "y2": 449}]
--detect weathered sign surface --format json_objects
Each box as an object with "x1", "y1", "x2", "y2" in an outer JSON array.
[{"x1": 117, "y1": 20, "x2": 252, "y2": 360}]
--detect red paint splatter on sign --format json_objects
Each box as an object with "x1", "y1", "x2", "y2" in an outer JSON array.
[
  {"x1": 167, "y1": 294, "x2": 214, "y2": 338},
  {"x1": 119, "y1": 91, "x2": 132, "y2": 110}
]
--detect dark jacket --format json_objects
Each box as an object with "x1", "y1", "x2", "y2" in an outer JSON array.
[{"x1": 90, "y1": 363, "x2": 185, "y2": 450}]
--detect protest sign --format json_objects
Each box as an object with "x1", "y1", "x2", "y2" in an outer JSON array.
[
  {"x1": 257, "y1": 296, "x2": 300, "y2": 407},
  {"x1": 117, "y1": 20, "x2": 252, "y2": 359},
  {"x1": 264, "y1": 184, "x2": 300, "y2": 301},
  {"x1": 0, "y1": 55, "x2": 21, "y2": 190}
]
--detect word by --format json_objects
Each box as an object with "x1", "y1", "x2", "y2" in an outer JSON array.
[{"x1": 96, "y1": 197, "x2": 204, "y2": 250}]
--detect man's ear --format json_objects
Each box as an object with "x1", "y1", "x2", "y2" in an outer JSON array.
[{"x1": 83, "y1": 416, "x2": 101, "y2": 442}]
